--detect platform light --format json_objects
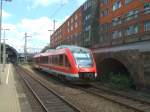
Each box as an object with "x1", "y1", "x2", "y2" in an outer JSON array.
[
  {"x1": 2, "y1": 28, "x2": 9, "y2": 72},
  {"x1": 0, "y1": 0, "x2": 12, "y2": 84}
]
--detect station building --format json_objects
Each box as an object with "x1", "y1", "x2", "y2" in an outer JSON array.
[{"x1": 0, "y1": 44, "x2": 18, "y2": 63}]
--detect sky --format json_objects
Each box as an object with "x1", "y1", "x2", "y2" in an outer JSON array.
[{"x1": 2, "y1": 0, "x2": 86, "y2": 53}]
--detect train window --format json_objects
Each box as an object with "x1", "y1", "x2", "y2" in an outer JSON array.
[
  {"x1": 59, "y1": 54, "x2": 63, "y2": 66},
  {"x1": 49, "y1": 56, "x2": 52, "y2": 64},
  {"x1": 64, "y1": 55, "x2": 71, "y2": 68},
  {"x1": 33, "y1": 58, "x2": 35, "y2": 63},
  {"x1": 73, "y1": 52, "x2": 93, "y2": 67},
  {"x1": 52, "y1": 55, "x2": 58, "y2": 65},
  {"x1": 52, "y1": 55, "x2": 55, "y2": 64},
  {"x1": 42, "y1": 56, "x2": 48, "y2": 64},
  {"x1": 36, "y1": 58, "x2": 38, "y2": 63},
  {"x1": 40, "y1": 57, "x2": 43, "y2": 63},
  {"x1": 55, "y1": 55, "x2": 59, "y2": 65}
]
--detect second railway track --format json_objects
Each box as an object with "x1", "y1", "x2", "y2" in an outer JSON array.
[
  {"x1": 15, "y1": 66, "x2": 81, "y2": 112},
  {"x1": 78, "y1": 85, "x2": 150, "y2": 112}
]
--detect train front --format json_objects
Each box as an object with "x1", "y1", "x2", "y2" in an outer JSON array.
[{"x1": 71, "y1": 48, "x2": 97, "y2": 82}]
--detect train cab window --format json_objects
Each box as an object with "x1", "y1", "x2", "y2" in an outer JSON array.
[
  {"x1": 73, "y1": 51, "x2": 93, "y2": 67},
  {"x1": 64, "y1": 55, "x2": 71, "y2": 68}
]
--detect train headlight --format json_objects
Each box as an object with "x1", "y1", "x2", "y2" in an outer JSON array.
[{"x1": 95, "y1": 73, "x2": 97, "y2": 77}]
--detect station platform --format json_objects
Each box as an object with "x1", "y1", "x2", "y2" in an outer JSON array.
[{"x1": 0, "y1": 64, "x2": 32, "y2": 112}]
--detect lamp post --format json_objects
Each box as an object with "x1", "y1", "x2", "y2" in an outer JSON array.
[
  {"x1": 48, "y1": 20, "x2": 56, "y2": 48},
  {"x1": 0, "y1": 0, "x2": 11, "y2": 64},
  {"x1": 0, "y1": 0, "x2": 11, "y2": 84},
  {"x1": 2, "y1": 28, "x2": 9, "y2": 72},
  {"x1": 48, "y1": 29, "x2": 55, "y2": 48},
  {"x1": 24, "y1": 33, "x2": 31, "y2": 63}
]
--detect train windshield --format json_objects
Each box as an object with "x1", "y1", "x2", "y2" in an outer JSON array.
[{"x1": 73, "y1": 52, "x2": 93, "y2": 67}]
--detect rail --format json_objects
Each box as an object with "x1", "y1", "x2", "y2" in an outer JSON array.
[{"x1": 15, "y1": 65, "x2": 81, "y2": 112}]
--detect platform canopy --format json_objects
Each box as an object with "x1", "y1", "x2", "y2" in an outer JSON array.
[{"x1": 0, "y1": 44, "x2": 18, "y2": 63}]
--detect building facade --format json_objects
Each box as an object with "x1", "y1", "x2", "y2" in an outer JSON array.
[
  {"x1": 82, "y1": 0, "x2": 99, "y2": 48},
  {"x1": 50, "y1": 0, "x2": 150, "y2": 49},
  {"x1": 50, "y1": 6, "x2": 83, "y2": 48},
  {"x1": 97, "y1": 0, "x2": 150, "y2": 48},
  {"x1": 49, "y1": 0, "x2": 150, "y2": 88}
]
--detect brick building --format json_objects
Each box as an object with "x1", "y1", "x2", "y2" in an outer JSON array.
[
  {"x1": 97, "y1": 0, "x2": 150, "y2": 48},
  {"x1": 50, "y1": 6, "x2": 83, "y2": 48},
  {"x1": 50, "y1": 0, "x2": 150, "y2": 49},
  {"x1": 82, "y1": 0, "x2": 99, "y2": 48},
  {"x1": 49, "y1": 0, "x2": 150, "y2": 88}
]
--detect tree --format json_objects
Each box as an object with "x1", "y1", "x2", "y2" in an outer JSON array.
[{"x1": 41, "y1": 44, "x2": 50, "y2": 53}]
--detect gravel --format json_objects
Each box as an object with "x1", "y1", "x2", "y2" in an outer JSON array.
[{"x1": 23, "y1": 65, "x2": 136, "y2": 112}]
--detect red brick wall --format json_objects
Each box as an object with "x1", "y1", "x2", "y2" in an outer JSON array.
[{"x1": 50, "y1": 6, "x2": 83, "y2": 48}]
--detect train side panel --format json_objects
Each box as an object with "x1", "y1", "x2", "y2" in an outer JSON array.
[{"x1": 32, "y1": 46, "x2": 97, "y2": 82}]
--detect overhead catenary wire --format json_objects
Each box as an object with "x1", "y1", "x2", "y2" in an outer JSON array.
[{"x1": 49, "y1": 5, "x2": 65, "y2": 18}]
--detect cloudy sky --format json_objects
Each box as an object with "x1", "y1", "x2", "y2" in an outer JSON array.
[{"x1": 2, "y1": 0, "x2": 86, "y2": 53}]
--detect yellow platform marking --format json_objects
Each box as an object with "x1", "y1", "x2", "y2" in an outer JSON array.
[{"x1": 6, "y1": 64, "x2": 10, "y2": 84}]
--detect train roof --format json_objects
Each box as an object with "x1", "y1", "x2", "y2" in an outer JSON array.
[
  {"x1": 56, "y1": 45, "x2": 90, "y2": 52},
  {"x1": 45, "y1": 49, "x2": 55, "y2": 52},
  {"x1": 33, "y1": 45, "x2": 91, "y2": 58}
]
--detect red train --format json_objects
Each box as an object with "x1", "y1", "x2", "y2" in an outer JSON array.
[{"x1": 33, "y1": 45, "x2": 97, "y2": 82}]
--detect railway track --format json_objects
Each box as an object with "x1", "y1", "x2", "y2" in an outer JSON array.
[
  {"x1": 18, "y1": 65, "x2": 150, "y2": 112},
  {"x1": 78, "y1": 85, "x2": 150, "y2": 112},
  {"x1": 15, "y1": 66, "x2": 81, "y2": 112},
  {"x1": 92, "y1": 84, "x2": 150, "y2": 106}
]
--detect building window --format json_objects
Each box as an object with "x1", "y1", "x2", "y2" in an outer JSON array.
[
  {"x1": 84, "y1": 3, "x2": 87, "y2": 10},
  {"x1": 112, "y1": 0, "x2": 121, "y2": 11},
  {"x1": 144, "y1": 3, "x2": 150, "y2": 14},
  {"x1": 75, "y1": 22, "x2": 78, "y2": 28},
  {"x1": 68, "y1": 21, "x2": 70, "y2": 26},
  {"x1": 75, "y1": 14, "x2": 78, "y2": 20},
  {"x1": 101, "y1": 0, "x2": 109, "y2": 5},
  {"x1": 101, "y1": 9, "x2": 109, "y2": 17},
  {"x1": 100, "y1": 23, "x2": 110, "y2": 31},
  {"x1": 67, "y1": 28, "x2": 70, "y2": 32},
  {"x1": 125, "y1": 0, "x2": 132, "y2": 4},
  {"x1": 71, "y1": 26, "x2": 73, "y2": 31},
  {"x1": 112, "y1": 16, "x2": 121, "y2": 26},
  {"x1": 71, "y1": 18, "x2": 74, "y2": 23},
  {"x1": 144, "y1": 21, "x2": 150, "y2": 31},
  {"x1": 126, "y1": 9, "x2": 139, "y2": 21},
  {"x1": 112, "y1": 30, "x2": 122, "y2": 39},
  {"x1": 126, "y1": 25, "x2": 139, "y2": 35},
  {"x1": 85, "y1": 14, "x2": 91, "y2": 20},
  {"x1": 84, "y1": 1, "x2": 91, "y2": 10},
  {"x1": 85, "y1": 25, "x2": 91, "y2": 31},
  {"x1": 87, "y1": 1, "x2": 91, "y2": 8}
]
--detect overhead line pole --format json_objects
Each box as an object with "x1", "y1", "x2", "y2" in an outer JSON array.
[
  {"x1": 0, "y1": 0, "x2": 2, "y2": 64},
  {"x1": 0, "y1": 0, "x2": 11, "y2": 64},
  {"x1": 53, "y1": 20, "x2": 56, "y2": 31},
  {"x1": 2, "y1": 28, "x2": 9, "y2": 72},
  {"x1": 24, "y1": 32, "x2": 31, "y2": 63},
  {"x1": 0, "y1": 0, "x2": 12, "y2": 84},
  {"x1": 48, "y1": 20, "x2": 56, "y2": 48}
]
